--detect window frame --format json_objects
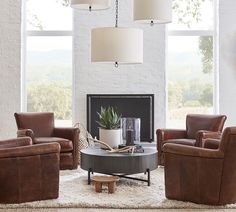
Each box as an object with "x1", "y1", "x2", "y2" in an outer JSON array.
[{"x1": 166, "y1": 0, "x2": 219, "y2": 127}]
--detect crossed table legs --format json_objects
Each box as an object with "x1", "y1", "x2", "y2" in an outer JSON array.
[{"x1": 87, "y1": 168, "x2": 151, "y2": 186}]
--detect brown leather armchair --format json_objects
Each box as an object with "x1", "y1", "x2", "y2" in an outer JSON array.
[
  {"x1": 0, "y1": 137, "x2": 60, "y2": 203},
  {"x1": 14, "y1": 112, "x2": 79, "y2": 170},
  {"x1": 157, "y1": 114, "x2": 227, "y2": 165},
  {"x1": 163, "y1": 127, "x2": 236, "y2": 205}
]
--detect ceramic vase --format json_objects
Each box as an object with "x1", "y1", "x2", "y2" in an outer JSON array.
[{"x1": 99, "y1": 128, "x2": 122, "y2": 148}]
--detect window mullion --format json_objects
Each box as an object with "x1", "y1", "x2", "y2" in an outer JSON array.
[
  {"x1": 27, "y1": 31, "x2": 73, "y2": 36},
  {"x1": 168, "y1": 30, "x2": 214, "y2": 36}
]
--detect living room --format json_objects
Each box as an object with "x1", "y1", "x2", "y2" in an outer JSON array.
[{"x1": 0, "y1": 0, "x2": 236, "y2": 211}]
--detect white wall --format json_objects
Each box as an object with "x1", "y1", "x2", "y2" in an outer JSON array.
[
  {"x1": 0, "y1": 0, "x2": 21, "y2": 138},
  {"x1": 73, "y1": 0, "x2": 167, "y2": 133},
  {"x1": 219, "y1": 0, "x2": 236, "y2": 126}
]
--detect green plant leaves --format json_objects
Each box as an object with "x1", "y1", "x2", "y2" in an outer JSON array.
[{"x1": 96, "y1": 106, "x2": 121, "y2": 129}]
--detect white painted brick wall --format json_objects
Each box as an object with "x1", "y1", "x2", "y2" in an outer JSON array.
[
  {"x1": 73, "y1": 0, "x2": 167, "y2": 137},
  {"x1": 0, "y1": 0, "x2": 21, "y2": 138}
]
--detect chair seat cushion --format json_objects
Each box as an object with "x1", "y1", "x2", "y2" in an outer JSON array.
[
  {"x1": 35, "y1": 137, "x2": 73, "y2": 153},
  {"x1": 163, "y1": 139, "x2": 196, "y2": 147}
]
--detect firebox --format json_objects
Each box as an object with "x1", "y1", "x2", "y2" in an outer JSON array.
[{"x1": 87, "y1": 94, "x2": 154, "y2": 142}]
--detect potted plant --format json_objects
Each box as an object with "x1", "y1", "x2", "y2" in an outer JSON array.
[{"x1": 97, "y1": 106, "x2": 122, "y2": 148}]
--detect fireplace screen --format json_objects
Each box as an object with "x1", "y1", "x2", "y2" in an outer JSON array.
[{"x1": 87, "y1": 94, "x2": 154, "y2": 142}]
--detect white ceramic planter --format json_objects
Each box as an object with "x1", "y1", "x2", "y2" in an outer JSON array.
[{"x1": 99, "y1": 128, "x2": 122, "y2": 148}]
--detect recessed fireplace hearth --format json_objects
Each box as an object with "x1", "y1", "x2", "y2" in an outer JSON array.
[{"x1": 87, "y1": 94, "x2": 154, "y2": 142}]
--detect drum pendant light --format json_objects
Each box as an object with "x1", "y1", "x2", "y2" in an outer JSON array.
[
  {"x1": 133, "y1": 0, "x2": 172, "y2": 26},
  {"x1": 70, "y1": 0, "x2": 111, "y2": 11},
  {"x1": 91, "y1": 0, "x2": 143, "y2": 67}
]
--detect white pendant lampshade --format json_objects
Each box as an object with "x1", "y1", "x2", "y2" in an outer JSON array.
[
  {"x1": 133, "y1": 0, "x2": 172, "y2": 24},
  {"x1": 91, "y1": 27, "x2": 143, "y2": 65},
  {"x1": 70, "y1": 0, "x2": 111, "y2": 10}
]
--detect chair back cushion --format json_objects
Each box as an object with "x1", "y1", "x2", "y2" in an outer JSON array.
[
  {"x1": 186, "y1": 114, "x2": 227, "y2": 139},
  {"x1": 14, "y1": 112, "x2": 54, "y2": 137}
]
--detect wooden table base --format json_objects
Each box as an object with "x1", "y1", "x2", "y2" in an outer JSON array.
[
  {"x1": 92, "y1": 176, "x2": 119, "y2": 193},
  {"x1": 88, "y1": 168, "x2": 151, "y2": 186}
]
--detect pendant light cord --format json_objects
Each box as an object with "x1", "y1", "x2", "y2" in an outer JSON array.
[
  {"x1": 114, "y1": 0, "x2": 119, "y2": 68},
  {"x1": 115, "y1": 0, "x2": 118, "y2": 27}
]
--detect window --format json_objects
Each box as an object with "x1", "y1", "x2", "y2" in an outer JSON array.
[
  {"x1": 167, "y1": 0, "x2": 216, "y2": 128},
  {"x1": 23, "y1": 0, "x2": 73, "y2": 126}
]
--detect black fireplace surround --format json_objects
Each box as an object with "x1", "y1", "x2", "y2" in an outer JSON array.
[{"x1": 87, "y1": 94, "x2": 154, "y2": 142}]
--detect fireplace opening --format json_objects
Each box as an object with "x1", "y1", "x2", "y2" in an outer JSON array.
[{"x1": 87, "y1": 94, "x2": 154, "y2": 142}]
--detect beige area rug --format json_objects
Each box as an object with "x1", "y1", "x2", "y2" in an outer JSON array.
[{"x1": 0, "y1": 167, "x2": 235, "y2": 209}]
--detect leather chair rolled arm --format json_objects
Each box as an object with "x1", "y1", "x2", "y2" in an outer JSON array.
[
  {"x1": 157, "y1": 129, "x2": 188, "y2": 140},
  {"x1": 0, "y1": 137, "x2": 32, "y2": 148},
  {"x1": 0, "y1": 142, "x2": 60, "y2": 158},
  {"x1": 163, "y1": 143, "x2": 224, "y2": 158},
  {"x1": 203, "y1": 138, "x2": 220, "y2": 149},
  {"x1": 53, "y1": 127, "x2": 80, "y2": 169},
  {"x1": 157, "y1": 129, "x2": 187, "y2": 165},
  {"x1": 17, "y1": 129, "x2": 35, "y2": 141},
  {"x1": 195, "y1": 130, "x2": 222, "y2": 147}
]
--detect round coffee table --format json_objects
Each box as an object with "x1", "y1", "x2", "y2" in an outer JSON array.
[{"x1": 80, "y1": 147, "x2": 157, "y2": 186}]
